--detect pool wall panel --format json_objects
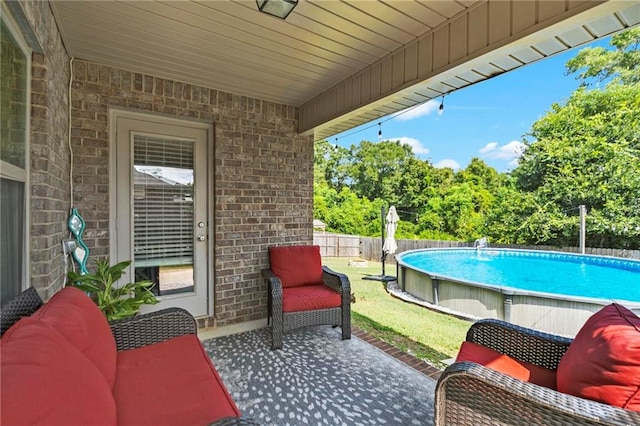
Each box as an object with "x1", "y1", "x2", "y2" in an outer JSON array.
[
  {"x1": 402, "y1": 268, "x2": 434, "y2": 303},
  {"x1": 510, "y1": 296, "x2": 601, "y2": 336},
  {"x1": 437, "y1": 279, "x2": 503, "y2": 320}
]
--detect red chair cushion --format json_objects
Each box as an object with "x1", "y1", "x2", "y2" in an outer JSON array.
[
  {"x1": 282, "y1": 285, "x2": 342, "y2": 313},
  {"x1": 557, "y1": 303, "x2": 640, "y2": 411},
  {"x1": 33, "y1": 286, "x2": 118, "y2": 388},
  {"x1": 456, "y1": 341, "x2": 557, "y2": 390},
  {"x1": 1, "y1": 318, "x2": 117, "y2": 426},
  {"x1": 269, "y1": 245, "x2": 323, "y2": 288},
  {"x1": 114, "y1": 334, "x2": 240, "y2": 425}
]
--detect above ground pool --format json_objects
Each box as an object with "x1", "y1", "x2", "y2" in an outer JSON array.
[{"x1": 395, "y1": 248, "x2": 640, "y2": 336}]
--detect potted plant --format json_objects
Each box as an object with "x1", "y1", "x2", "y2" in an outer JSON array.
[{"x1": 67, "y1": 259, "x2": 158, "y2": 321}]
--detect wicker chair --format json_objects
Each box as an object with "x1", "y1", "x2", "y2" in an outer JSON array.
[
  {"x1": 435, "y1": 318, "x2": 640, "y2": 425},
  {"x1": 261, "y1": 245, "x2": 351, "y2": 350},
  {"x1": 0, "y1": 287, "x2": 260, "y2": 426}
]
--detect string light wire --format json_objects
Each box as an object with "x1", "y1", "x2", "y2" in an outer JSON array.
[
  {"x1": 316, "y1": 97, "x2": 437, "y2": 145},
  {"x1": 317, "y1": 67, "x2": 515, "y2": 146}
]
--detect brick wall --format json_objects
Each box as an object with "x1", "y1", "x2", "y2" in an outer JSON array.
[
  {"x1": 71, "y1": 60, "x2": 314, "y2": 326},
  {"x1": 18, "y1": 1, "x2": 71, "y2": 299}
]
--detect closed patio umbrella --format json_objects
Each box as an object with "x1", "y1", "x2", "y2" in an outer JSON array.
[
  {"x1": 382, "y1": 205, "x2": 399, "y2": 257},
  {"x1": 364, "y1": 205, "x2": 399, "y2": 282}
]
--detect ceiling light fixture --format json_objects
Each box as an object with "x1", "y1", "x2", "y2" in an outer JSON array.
[{"x1": 256, "y1": 0, "x2": 298, "y2": 19}]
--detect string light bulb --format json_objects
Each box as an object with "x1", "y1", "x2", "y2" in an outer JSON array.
[
  {"x1": 439, "y1": 95, "x2": 445, "y2": 112},
  {"x1": 335, "y1": 138, "x2": 339, "y2": 150},
  {"x1": 378, "y1": 122, "x2": 382, "y2": 140}
]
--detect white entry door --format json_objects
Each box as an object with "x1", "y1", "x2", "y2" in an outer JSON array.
[{"x1": 110, "y1": 110, "x2": 212, "y2": 317}]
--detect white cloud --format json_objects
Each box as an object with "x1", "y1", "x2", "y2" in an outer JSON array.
[
  {"x1": 479, "y1": 140, "x2": 524, "y2": 164},
  {"x1": 395, "y1": 100, "x2": 440, "y2": 121},
  {"x1": 434, "y1": 159, "x2": 461, "y2": 170},
  {"x1": 391, "y1": 137, "x2": 430, "y2": 155},
  {"x1": 479, "y1": 142, "x2": 498, "y2": 154}
]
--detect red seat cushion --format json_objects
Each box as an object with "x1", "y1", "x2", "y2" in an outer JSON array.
[
  {"x1": 456, "y1": 341, "x2": 557, "y2": 390},
  {"x1": 282, "y1": 285, "x2": 342, "y2": 313},
  {"x1": 557, "y1": 303, "x2": 640, "y2": 411},
  {"x1": 1, "y1": 318, "x2": 117, "y2": 426},
  {"x1": 33, "y1": 286, "x2": 117, "y2": 388},
  {"x1": 269, "y1": 245, "x2": 323, "y2": 288},
  {"x1": 114, "y1": 334, "x2": 240, "y2": 426}
]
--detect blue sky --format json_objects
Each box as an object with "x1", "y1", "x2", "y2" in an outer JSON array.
[{"x1": 329, "y1": 38, "x2": 610, "y2": 173}]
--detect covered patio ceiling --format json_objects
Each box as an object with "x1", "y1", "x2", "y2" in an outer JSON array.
[{"x1": 50, "y1": 0, "x2": 640, "y2": 141}]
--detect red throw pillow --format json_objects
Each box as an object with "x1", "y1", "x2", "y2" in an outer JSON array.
[
  {"x1": 33, "y1": 286, "x2": 118, "y2": 388},
  {"x1": 557, "y1": 303, "x2": 640, "y2": 411},
  {"x1": 456, "y1": 341, "x2": 557, "y2": 389},
  {"x1": 1, "y1": 318, "x2": 117, "y2": 425},
  {"x1": 268, "y1": 245, "x2": 323, "y2": 288}
]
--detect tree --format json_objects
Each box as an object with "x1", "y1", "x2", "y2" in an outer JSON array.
[
  {"x1": 455, "y1": 157, "x2": 504, "y2": 192},
  {"x1": 508, "y1": 29, "x2": 640, "y2": 248},
  {"x1": 347, "y1": 139, "x2": 416, "y2": 204},
  {"x1": 565, "y1": 28, "x2": 640, "y2": 86},
  {"x1": 313, "y1": 183, "x2": 384, "y2": 236},
  {"x1": 321, "y1": 142, "x2": 352, "y2": 192},
  {"x1": 313, "y1": 139, "x2": 333, "y2": 186}
]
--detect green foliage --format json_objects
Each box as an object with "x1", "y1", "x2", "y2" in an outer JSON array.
[
  {"x1": 347, "y1": 140, "x2": 417, "y2": 205},
  {"x1": 314, "y1": 184, "x2": 384, "y2": 236},
  {"x1": 68, "y1": 260, "x2": 158, "y2": 321},
  {"x1": 565, "y1": 28, "x2": 640, "y2": 86},
  {"x1": 512, "y1": 83, "x2": 640, "y2": 248}
]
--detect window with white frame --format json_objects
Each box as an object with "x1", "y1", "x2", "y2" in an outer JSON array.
[{"x1": 1, "y1": 10, "x2": 31, "y2": 302}]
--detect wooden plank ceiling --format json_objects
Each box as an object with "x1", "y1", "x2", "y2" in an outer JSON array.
[{"x1": 50, "y1": 0, "x2": 640, "y2": 140}]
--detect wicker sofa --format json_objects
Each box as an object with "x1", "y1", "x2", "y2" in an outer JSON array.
[
  {"x1": 262, "y1": 245, "x2": 351, "y2": 350},
  {"x1": 435, "y1": 317, "x2": 640, "y2": 425},
  {"x1": 0, "y1": 286, "x2": 258, "y2": 426}
]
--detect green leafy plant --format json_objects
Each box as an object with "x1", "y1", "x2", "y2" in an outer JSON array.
[{"x1": 67, "y1": 259, "x2": 158, "y2": 321}]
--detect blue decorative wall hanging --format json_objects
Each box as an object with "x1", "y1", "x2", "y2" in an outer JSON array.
[{"x1": 68, "y1": 207, "x2": 89, "y2": 275}]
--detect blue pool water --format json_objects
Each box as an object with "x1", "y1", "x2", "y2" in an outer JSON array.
[{"x1": 398, "y1": 249, "x2": 640, "y2": 302}]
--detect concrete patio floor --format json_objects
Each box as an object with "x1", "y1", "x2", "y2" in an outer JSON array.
[{"x1": 203, "y1": 325, "x2": 441, "y2": 425}]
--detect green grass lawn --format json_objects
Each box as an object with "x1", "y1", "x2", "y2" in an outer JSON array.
[{"x1": 323, "y1": 257, "x2": 472, "y2": 368}]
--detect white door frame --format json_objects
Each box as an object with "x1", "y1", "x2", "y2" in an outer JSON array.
[{"x1": 108, "y1": 109, "x2": 214, "y2": 317}]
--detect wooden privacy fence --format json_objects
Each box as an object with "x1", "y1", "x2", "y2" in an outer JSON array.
[
  {"x1": 359, "y1": 237, "x2": 468, "y2": 264},
  {"x1": 315, "y1": 233, "x2": 640, "y2": 262},
  {"x1": 313, "y1": 233, "x2": 360, "y2": 258}
]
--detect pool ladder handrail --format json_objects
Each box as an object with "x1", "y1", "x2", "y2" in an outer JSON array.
[{"x1": 474, "y1": 237, "x2": 488, "y2": 250}]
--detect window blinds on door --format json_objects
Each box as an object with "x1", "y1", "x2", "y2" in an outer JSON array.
[{"x1": 133, "y1": 135, "x2": 194, "y2": 266}]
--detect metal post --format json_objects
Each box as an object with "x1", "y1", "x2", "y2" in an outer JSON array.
[
  {"x1": 380, "y1": 205, "x2": 386, "y2": 276},
  {"x1": 503, "y1": 293, "x2": 513, "y2": 323},
  {"x1": 432, "y1": 278, "x2": 440, "y2": 305},
  {"x1": 579, "y1": 205, "x2": 586, "y2": 254}
]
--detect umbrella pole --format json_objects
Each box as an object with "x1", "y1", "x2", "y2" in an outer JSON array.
[
  {"x1": 380, "y1": 205, "x2": 386, "y2": 276},
  {"x1": 364, "y1": 205, "x2": 396, "y2": 282}
]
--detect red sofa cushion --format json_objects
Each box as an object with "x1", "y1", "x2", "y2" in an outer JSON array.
[
  {"x1": 269, "y1": 245, "x2": 323, "y2": 288},
  {"x1": 456, "y1": 341, "x2": 557, "y2": 390},
  {"x1": 114, "y1": 334, "x2": 240, "y2": 425},
  {"x1": 33, "y1": 286, "x2": 117, "y2": 388},
  {"x1": 1, "y1": 318, "x2": 117, "y2": 426},
  {"x1": 557, "y1": 303, "x2": 640, "y2": 411},
  {"x1": 282, "y1": 284, "x2": 342, "y2": 313}
]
